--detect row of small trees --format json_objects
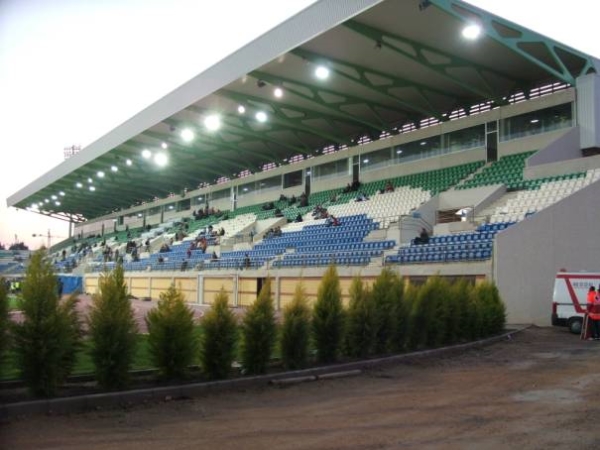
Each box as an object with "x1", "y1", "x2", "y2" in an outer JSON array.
[
  {"x1": 199, "y1": 265, "x2": 506, "y2": 378},
  {"x1": 0, "y1": 250, "x2": 505, "y2": 397}
]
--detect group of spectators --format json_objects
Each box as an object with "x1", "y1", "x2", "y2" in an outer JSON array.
[
  {"x1": 192, "y1": 206, "x2": 224, "y2": 221},
  {"x1": 265, "y1": 226, "x2": 283, "y2": 239}
]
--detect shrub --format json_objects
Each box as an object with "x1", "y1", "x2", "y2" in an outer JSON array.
[
  {"x1": 391, "y1": 275, "x2": 407, "y2": 352},
  {"x1": 476, "y1": 281, "x2": 506, "y2": 336},
  {"x1": 406, "y1": 276, "x2": 450, "y2": 349},
  {"x1": 200, "y1": 288, "x2": 238, "y2": 380},
  {"x1": 146, "y1": 284, "x2": 197, "y2": 380},
  {"x1": 312, "y1": 265, "x2": 344, "y2": 363},
  {"x1": 423, "y1": 276, "x2": 451, "y2": 348},
  {"x1": 280, "y1": 283, "x2": 311, "y2": 370},
  {"x1": 345, "y1": 276, "x2": 375, "y2": 358},
  {"x1": 400, "y1": 282, "x2": 419, "y2": 350},
  {"x1": 88, "y1": 264, "x2": 138, "y2": 389},
  {"x1": 11, "y1": 250, "x2": 81, "y2": 397},
  {"x1": 448, "y1": 279, "x2": 472, "y2": 343},
  {"x1": 0, "y1": 279, "x2": 10, "y2": 377},
  {"x1": 241, "y1": 278, "x2": 276, "y2": 375},
  {"x1": 468, "y1": 286, "x2": 485, "y2": 340},
  {"x1": 371, "y1": 268, "x2": 398, "y2": 354}
]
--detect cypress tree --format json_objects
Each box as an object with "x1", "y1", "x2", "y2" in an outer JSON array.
[
  {"x1": 0, "y1": 279, "x2": 10, "y2": 378},
  {"x1": 345, "y1": 276, "x2": 375, "y2": 358},
  {"x1": 241, "y1": 278, "x2": 276, "y2": 375},
  {"x1": 200, "y1": 288, "x2": 238, "y2": 380},
  {"x1": 312, "y1": 264, "x2": 344, "y2": 363},
  {"x1": 12, "y1": 250, "x2": 81, "y2": 397},
  {"x1": 391, "y1": 275, "x2": 407, "y2": 352},
  {"x1": 146, "y1": 284, "x2": 197, "y2": 380},
  {"x1": 88, "y1": 264, "x2": 138, "y2": 389},
  {"x1": 371, "y1": 268, "x2": 397, "y2": 354},
  {"x1": 280, "y1": 283, "x2": 311, "y2": 370}
]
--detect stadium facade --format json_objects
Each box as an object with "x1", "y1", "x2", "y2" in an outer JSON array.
[{"x1": 7, "y1": 0, "x2": 600, "y2": 325}]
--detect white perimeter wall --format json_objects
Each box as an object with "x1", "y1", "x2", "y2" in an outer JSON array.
[{"x1": 495, "y1": 179, "x2": 600, "y2": 325}]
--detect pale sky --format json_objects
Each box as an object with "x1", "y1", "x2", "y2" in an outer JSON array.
[{"x1": 0, "y1": 0, "x2": 598, "y2": 250}]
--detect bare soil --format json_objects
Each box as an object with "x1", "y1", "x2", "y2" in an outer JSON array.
[{"x1": 2, "y1": 326, "x2": 600, "y2": 450}]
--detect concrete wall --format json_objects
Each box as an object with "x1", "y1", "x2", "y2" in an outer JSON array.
[
  {"x1": 495, "y1": 179, "x2": 600, "y2": 325},
  {"x1": 576, "y1": 73, "x2": 600, "y2": 150},
  {"x1": 438, "y1": 184, "x2": 503, "y2": 211},
  {"x1": 524, "y1": 153, "x2": 600, "y2": 180},
  {"x1": 498, "y1": 128, "x2": 571, "y2": 157},
  {"x1": 526, "y1": 127, "x2": 581, "y2": 166}
]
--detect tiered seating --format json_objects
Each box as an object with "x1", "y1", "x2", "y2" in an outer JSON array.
[
  {"x1": 458, "y1": 152, "x2": 536, "y2": 190},
  {"x1": 327, "y1": 186, "x2": 429, "y2": 228},
  {"x1": 489, "y1": 168, "x2": 598, "y2": 222},
  {"x1": 272, "y1": 214, "x2": 395, "y2": 268},
  {"x1": 385, "y1": 221, "x2": 515, "y2": 265}
]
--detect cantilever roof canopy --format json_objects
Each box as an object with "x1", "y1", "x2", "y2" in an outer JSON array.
[{"x1": 8, "y1": 0, "x2": 599, "y2": 221}]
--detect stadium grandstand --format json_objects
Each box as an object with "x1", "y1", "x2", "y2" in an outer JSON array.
[{"x1": 6, "y1": 0, "x2": 600, "y2": 326}]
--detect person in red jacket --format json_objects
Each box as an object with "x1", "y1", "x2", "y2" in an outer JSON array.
[{"x1": 587, "y1": 286, "x2": 600, "y2": 340}]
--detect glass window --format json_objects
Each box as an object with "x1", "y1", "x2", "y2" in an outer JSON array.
[
  {"x1": 256, "y1": 175, "x2": 281, "y2": 192},
  {"x1": 394, "y1": 137, "x2": 442, "y2": 163},
  {"x1": 211, "y1": 189, "x2": 230, "y2": 201},
  {"x1": 360, "y1": 148, "x2": 392, "y2": 172},
  {"x1": 238, "y1": 182, "x2": 254, "y2": 197},
  {"x1": 313, "y1": 158, "x2": 348, "y2": 179},
  {"x1": 500, "y1": 103, "x2": 572, "y2": 141},
  {"x1": 283, "y1": 170, "x2": 303, "y2": 188},
  {"x1": 443, "y1": 125, "x2": 485, "y2": 152}
]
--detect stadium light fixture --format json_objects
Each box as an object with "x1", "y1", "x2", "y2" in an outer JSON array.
[
  {"x1": 45, "y1": 199, "x2": 49, "y2": 203},
  {"x1": 89, "y1": 186, "x2": 96, "y2": 191},
  {"x1": 76, "y1": 182, "x2": 83, "y2": 188},
  {"x1": 274, "y1": 87, "x2": 283, "y2": 98},
  {"x1": 59, "y1": 191, "x2": 65, "y2": 196},
  {"x1": 181, "y1": 128, "x2": 195, "y2": 142},
  {"x1": 55, "y1": 201, "x2": 61, "y2": 206},
  {"x1": 161, "y1": 142, "x2": 168, "y2": 149},
  {"x1": 142, "y1": 149, "x2": 152, "y2": 159},
  {"x1": 315, "y1": 66, "x2": 330, "y2": 80},
  {"x1": 204, "y1": 114, "x2": 221, "y2": 131},
  {"x1": 97, "y1": 170, "x2": 105, "y2": 178},
  {"x1": 462, "y1": 23, "x2": 482, "y2": 40},
  {"x1": 126, "y1": 159, "x2": 132, "y2": 166},
  {"x1": 154, "y1": 152, "x2": 168, "y2": 167},
  {"x1": 51, "y1": 195, "x2": 57, "y2": 200},
  {"x1": 237, "y1": 105, "x2": 246, "y2": 114},
  {"x1": 111, "y1": 165, "x2": 118, "y2": 172},
  {"x1": 255, "y1": 111, "x2": 268, "y2": 123}
]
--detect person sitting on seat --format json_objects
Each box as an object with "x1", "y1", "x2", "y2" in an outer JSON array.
[
  {"x1": 243, "y1": 253, "x2": 251, "y2": 269},
  {"x1": 355, "y1": 192, "x2": 369, "y2": 202},
  {"x1": 211, "y1": 251, "x2": 219, "y2": 260},
  {"x1": 414, "y1": 228, "x2": 430, "y2": 245},
  {"x1": 295, "y1": 213, "x2": 303, "y2": 223},
  {"x1": 384, "y1": 180, "x2": 394, "y2": 193}
]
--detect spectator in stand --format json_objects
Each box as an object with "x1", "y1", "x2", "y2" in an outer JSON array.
[
  {"x1": 157, "y1": 255, "x2": 164, "y2": 264},
  {"x1": 274, "y1": 208, "x2": 284, "y2": 218},
  {"x1": 299, "y1": 192, "x2": 308, "y2": 207},
  {"x1": 159, "y1": 243, "x2": 170, "y2": 253},
  {"x1": 211, "y1": 251, "x2": 219, "y2": 260},
  {"x1": 350, "y1": 179, "x2": 361, "y2": 192},
  {"x1": 414, "y1": 228, "x2": 430, "y2": 245},
  {"x1": 144, "y1": 238, "x2": 151, "y2": 252},
  {"x1": 219, "y1": 227, "x2": 225, "y2": 236},
  {"x1": 180, "y1": 259, "x2": 188, "y2": 271},
  {"x1": 295, "y1": 213, "x2": 303, "y2": 223},
  {"x1": 355, "y1": 192, "x2": 369, "y2": 202},
  {"x1": 243, "y1": 253, "x2": 251, "y2": 269},
  {"x1": 288, "y1": 195, "x2": 296, "y2": 206},
  {"x1": 384, "y1": 180, "x2": 394, "y2": 193}
]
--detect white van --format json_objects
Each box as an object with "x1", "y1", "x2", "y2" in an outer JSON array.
[{"x1": 551, "y1": 271, "x2": 600, "y2": 334}]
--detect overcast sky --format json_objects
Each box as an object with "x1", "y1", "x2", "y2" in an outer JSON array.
[{"x1": 1, "y1": 0, "x2": 598, "y2": 250}]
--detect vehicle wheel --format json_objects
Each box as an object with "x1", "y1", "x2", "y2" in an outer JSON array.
[{"x1": 568, "y1": 317, "x2": 582, "y2": 335}]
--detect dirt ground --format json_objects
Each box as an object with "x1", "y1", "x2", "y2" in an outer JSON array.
[{"x1": 2, "y1": 326, "x2": 600, "y2": 450}]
